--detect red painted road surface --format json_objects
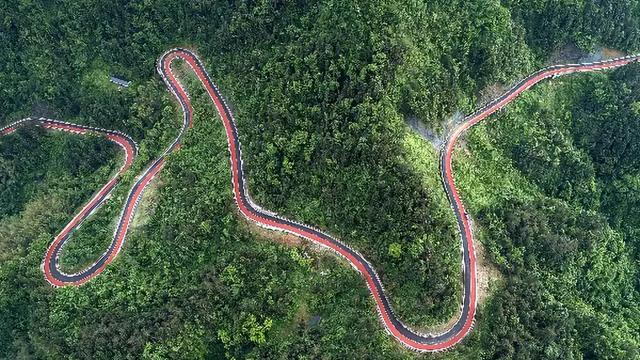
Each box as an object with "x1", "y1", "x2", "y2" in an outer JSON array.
[{"x1": 1, "y1": 49, "x2": 637, "y2": 351}]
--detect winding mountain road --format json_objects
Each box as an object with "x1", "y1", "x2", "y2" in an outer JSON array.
[
  {"x1": 0, "y1": 118, "x2": 138, "y2": 286},
  {"x1": 1, "y1": 48, "x2": 638, "y2": 351}
]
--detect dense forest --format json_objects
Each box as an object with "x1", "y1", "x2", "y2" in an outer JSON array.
[{"x1": 1, "y1": 0, "x2": 639, "y2": 358}]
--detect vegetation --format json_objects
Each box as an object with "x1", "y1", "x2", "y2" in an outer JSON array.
[
  {"x1": 455, "y1": 65, "x2": 640, "y2": 359},
  {"x1": 1, "y1": 0, "x2": 639, "y2": 358}
]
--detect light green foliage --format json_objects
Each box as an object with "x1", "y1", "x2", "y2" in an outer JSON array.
[
  {"x1": 454, "y1": 64, "x2": 640, "y2": 359},
  {"x1": 1, "y1": 0, "x2": 640, "y2": 359}
]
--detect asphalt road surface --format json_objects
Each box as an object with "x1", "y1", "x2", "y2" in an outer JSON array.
[{"x1": 1, "y1": 49, "x2": 637, "y2": 351}]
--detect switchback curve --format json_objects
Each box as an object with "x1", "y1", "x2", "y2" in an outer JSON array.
[
  {"x1": 1, "y1": 49, "x2": 638, "y2": 351},
  {"x1": 156, "y1": 49, "x2": 640, "y2": 351},
  {"x1": 0, "y1": 117, "x2": 138, "y2": 286}
]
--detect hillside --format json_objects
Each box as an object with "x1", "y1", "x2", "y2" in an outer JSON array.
[{"x1": 1, "y1": 1, "x2": 639, "y2": 358}]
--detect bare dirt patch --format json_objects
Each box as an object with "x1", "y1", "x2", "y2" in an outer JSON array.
[
  {"x1": 549, "y1": 43, "x2": 626, "y2": 64},
  {"x1": 473, "y1": 234, "x2": 501, "y2": 306},
  {"x1": 600, "y1": 47, "x2": 626, "y2": 59},
  {"x1": 130, "y1": 177, "x2": 162, "y2": 229},
  {"x1": 237, "y1": 210, "x2": 305, "y2": 247}
]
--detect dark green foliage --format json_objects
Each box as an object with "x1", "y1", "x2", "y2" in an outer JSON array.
[
  {"x1": 457, "y1": 64, "x2": 640, "y2": 359},
  {"x1": 504, "y1": 0, "x2": 640, "y2": 53},
  {"x1": 481, "y1": 198, "x2": 599, "y2": 272},
  {"x1": 572, "y1": 63, "x2": 640, "y2": 178},
  {"x1": 480, "y1": 274, "x2": 580, "y2": 360},
  {"x1": 2, "y1": 0, "x2": 640, "y2": 359},
  {"x1": 0, "y1": 128, "x2": 117, "y2": 218}
]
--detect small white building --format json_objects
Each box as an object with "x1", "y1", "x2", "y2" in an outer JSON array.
[{"x1": 109, "y1": 76, "x2": 131, "y2": 88}]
